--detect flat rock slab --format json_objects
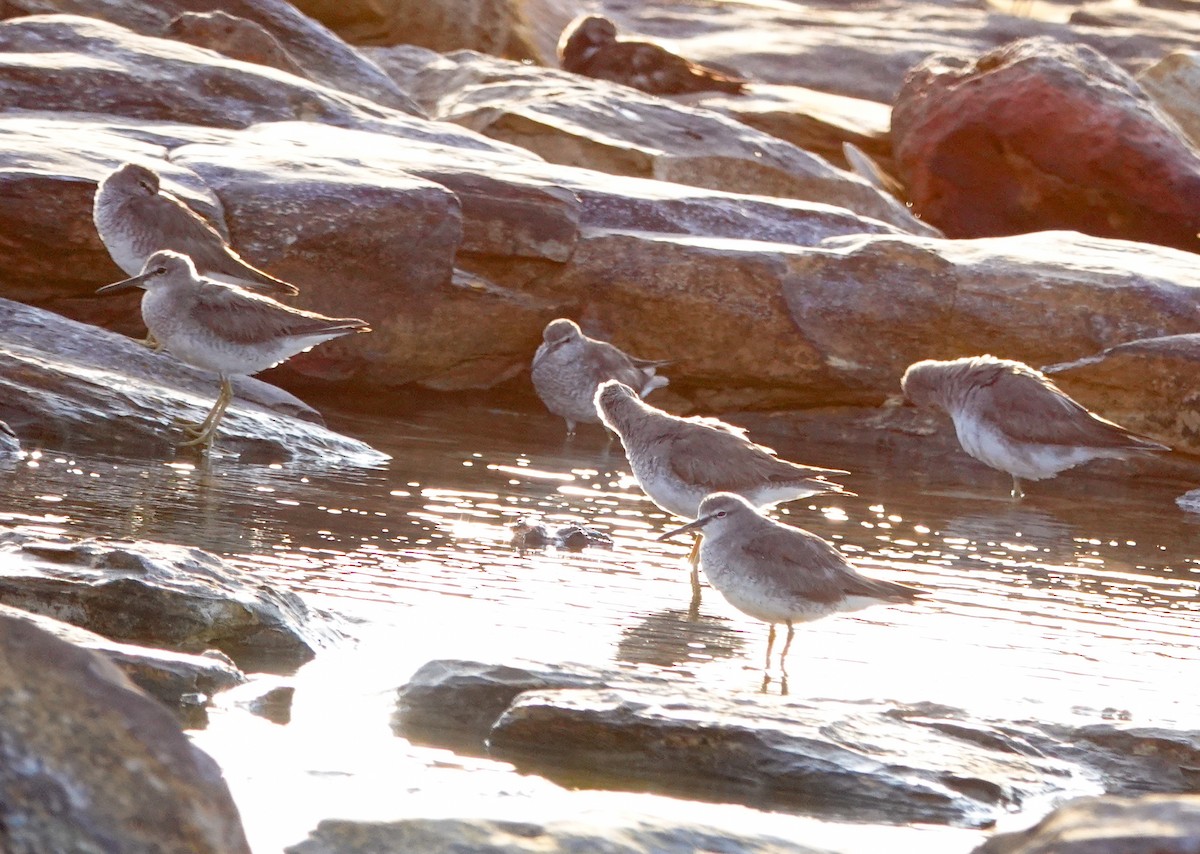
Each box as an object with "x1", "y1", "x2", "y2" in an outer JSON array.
[
  {"x1": 0, "y1": 528, "x2": 333, "y2": 672},
  {"x1": 0, "y1": 297, "x2": 388, "y2": 464},
  {"x1": 973, "y1": 794, "x2": 1200, "y2": 854},
  {"x1": 286, "y1": 815, "x2": 835, "y2": 854},
  {"x1": 0, "y1": 612, "x2": 251, "y2": 853},
  {"x1": 0, "y1": 603, "x2": 243, "y2": 717}
]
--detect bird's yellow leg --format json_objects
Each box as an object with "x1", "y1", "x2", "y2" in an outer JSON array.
[
  {"x1": 779, "y1": 620, "x2": 796, "y2": 672},
  {"x1": 179, "y1": 378, "x2": 233, "y2": 449},
  {"x1": 764, "y1": 623, "x2": 776, "y2": 671}
]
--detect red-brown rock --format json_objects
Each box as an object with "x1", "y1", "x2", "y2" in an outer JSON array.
[{"x1": 892, "y1": 37, "x2": 1200, "y2": 253}]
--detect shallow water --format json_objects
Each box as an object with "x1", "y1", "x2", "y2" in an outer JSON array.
[{"x1": 2, "y1": 394, "x2": 1198, "y2": 852}]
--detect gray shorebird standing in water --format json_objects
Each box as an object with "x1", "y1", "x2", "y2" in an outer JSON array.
[
  {"x1": 531, "y1": 318, "x2": 669, "y2": 436},
  {"x1": 558, "y1": 14, "x2": 748, "y2": 96},
  {"x1": 595, "y1": 380, "x2": 850, "y2": 604},
  {"x1": 97, "y1": 250, "x2": 369, "y2": 452},
  {"x1": 93, "y1": 162, "x2": 298, "y2": 296},
  {"x1": 660, "y1": 492, "x2": 924, "y2": 678},
  {"x1": 901, "y1": 355, "x2": 1169, "y2": 499}
]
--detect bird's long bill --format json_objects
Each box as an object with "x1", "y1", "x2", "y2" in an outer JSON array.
[
  {"x1": 96, "y1": 271, "x2": 152, "y2": 295},
  {"x1": 657, "y1": 516, "x2": 710, "y2": 541}
]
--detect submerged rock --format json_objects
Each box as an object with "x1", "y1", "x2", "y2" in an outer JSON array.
[
  {"x1": 0, "y1": 528, "x2": 333, "y2": 671},
  {"x1": 0, "y1": 603, "x2": 243, "y2": 719},
  {"x1": 0, "y1": 612, "x2": 251, "y2": 853},
  {"x1": 973, "y1": 794, "x2": 1200, "y2": 854},
  {"x1": 286, "y1": 815, "x2": 835, "y2": 854},
  {"x1": 892, "y1": 37, "x2": 1200, "y2": 252}
]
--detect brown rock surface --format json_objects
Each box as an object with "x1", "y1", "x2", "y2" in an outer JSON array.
[
  {"x1": 164, "y1": 10, "x2": 308, "y2": 78},
  {"x1": 892, "y1": 36, "x2": 1200, "y2": 252},
  {"x1": 1138, "y1": 50, "x2": 1200, "y2": 149},
  {"x1": 0, "y1": 613, "x2": 251, "y2": 853},
  {"x1": 973, "y1": 794, "x2": 1200, "y2": 854}
]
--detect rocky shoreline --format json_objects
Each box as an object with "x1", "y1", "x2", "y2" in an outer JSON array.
[{"x1": 2, "y1": 0, "x2": 1200, "y2": 851}]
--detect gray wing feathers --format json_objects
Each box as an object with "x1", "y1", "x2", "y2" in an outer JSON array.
[
  {"x1": 191, "y1": 284, "x2": 361, "y2": 346},
  {"x1": 667, "y1": 423, "x2": 846, "y2": 491}
]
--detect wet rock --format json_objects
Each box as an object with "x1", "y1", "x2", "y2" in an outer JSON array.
[
  {"x1": 0, "y1": 528, "x2": 333, "y2": 671},
  {"x1": 0, "y1": 603, "x2": 244, "y2": 716},
  {"x1": 892, "y1": 37, "x2": 1200, "y2": 252},
  {"x1": 488, "y1": 689, "x2": 1069, "y2": 827},
  {"x1": 972, "y1": 794, "x2": 1200, "y2": 854},
  {"x1": 1138, "y1": 50, "x2": 1200, "y2": 149},
  {"x1": 245, "y1": 685, "x2": 296, "y2": 725},
  {"x1": 164, "y1": 10, "x2": 308, "y2": 78},
  {"x1": 0, "y1": 297, "x2": 388, "y2": 464},
  {"x1": 0, "y1": 612, "x2": 251, "y2": 853},
  {"x1": 368, "y1": 47, "x2": 931, "y2": 234},
  {"x1": 779, "y1": 231, "x2": 1200, "y2": 405},
  {"x1": 1044, "y1": 335, "x2": 1200, "y2": 455},
  {"x1": 392, "y1": 658, "x2": 667, "y2": 753},
  {"x1": 286, "y1": 815, "x2": 833, "y2": 854},
  {"x1": 0, "y1": 0, "x2": 418, "y2": 113}
]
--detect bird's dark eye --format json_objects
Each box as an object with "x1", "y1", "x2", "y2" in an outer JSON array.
[
  {"x1": 716, "y1": 511, "x2": 727, "y2": 518},
  {"x1": 139, "y1": 180, "x2": 155, "y2": 193}
]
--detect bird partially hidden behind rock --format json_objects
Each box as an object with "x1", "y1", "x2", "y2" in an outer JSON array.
[
  {"x1": 531, "y1": 318, "x2": 669, "y2": 436},
  {"x1": 96, "y1": 250, "x2": 369, "y2": 452},
  {"x1": 901, "y1": 354, "x2": 1169, "y2": 499},
  {"x1": 659, "y1": 492, "x2": 924, "y2": 681},
  {"x1": 558, "y1": 14, "x2": 748, "y2": 96}
]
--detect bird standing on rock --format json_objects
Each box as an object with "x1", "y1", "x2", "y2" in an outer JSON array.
[
  {"x1": 558, "y1": 15, "x2": 748, "y2": 96},
  {"x1": 901, "y1": 355, "x2": 1169, "y2": 499},
  {"x1": 531, "y1": 318, "x2": 669, "y2": 436},
  {"x1": 659, "y1": 492, "x2": 924, "y2": 675},
  {"x1": 97, "y1": 250, "x2": 369, "y2": 452}
]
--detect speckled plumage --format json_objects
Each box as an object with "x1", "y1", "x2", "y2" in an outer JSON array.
[
  {"x1": 531, "y1": 319, "x2": 669, "y2": 435},
  {"x1": 595, "y1": 380, "x2": 849, "y2": 519},
  {"x1": 94, "y1": 162, "x2": 297, "y2": 295},
  {"x1": 660, "y1": 492, "x2": 923, "y2": 669},
  {"x1": 901, "y1": 355, "x2": 1168, "y2": 498},
  {"x1": 558, "y1": 15, "x2": 747, "y2": 96}
]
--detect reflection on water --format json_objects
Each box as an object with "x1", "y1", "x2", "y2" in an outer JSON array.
[{"x1": 1, "y1": 394, "x2": 1199, "y2": 851}]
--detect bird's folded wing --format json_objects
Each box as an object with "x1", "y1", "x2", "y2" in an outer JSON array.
[{"x1": 740, "y1": 527, "x2": 850, "y2": 604}]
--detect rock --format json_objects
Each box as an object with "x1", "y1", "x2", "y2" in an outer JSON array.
[
  {"x1": 0, "y1": 528, "x2": 334, "y2": 671},
  {"x1": 892, "y1": 37, "x2": 1200, "y2": 252},
  {"x1": 164, "y1": 10, "x2": 308, "y2": 79},
  {"x1": 290, "y1": 0, "x2": 581, "y2": 62},
  {"x1": 779, "y1": 231, "x2": 1200, "y2": 405},
  {"x1": 368, "y1": 47, "x2": 933, "y2": 234},
  {"x1": 0, "y1": 298, "x2": 388, "y2": 463},
  {"x1": 245, "y1": 685, "x2": 296, "y2": 725},
  {"x1": 972, "y1": 794, "x2": 1200, "y2": 854},
  {"x1": 0, "y1": 603, "x2": 244, "y2": 717},
  {"x1": 0, "y1": 15, "x2": 412, "y2": 130},
  {"x1": 392, "y1": 658, "x2": 667, "y2": 752},
  {"x1": 1138, "y1": 50, "x2": 1200, "y2": 149},
  {"x1": 487, "y1": 689, "x2": 1071, "y2": 827},
  {"x1": 1043, "y1": 335, "x2": 1200, "y2": 454},
  {"x1": 0, "y1": 0, "x2": 419, "y2": 113},
  {"x1": 0, "y1": 612, "x2": 251, "y2": 853},
  {"x1": 601, "y1": 0, "x2": 1200, "y2": 104},
  {"x1": 286, "y1": 815, "x2": 835, "y2": 854}
]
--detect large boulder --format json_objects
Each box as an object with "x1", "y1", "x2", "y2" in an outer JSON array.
[
  {"x1": 368, "y1": 47, "x2": 931, "y2": 234},
  {"x1": 1138, "y1": 50, "x2": 1200, "y2": 149},
  {"x1": 0, "y1": 528, "x2": 333, "y2": 670},
  {"x1": 892, "y1": 37, "x2": 1200, "y2": 252},
  {"x1": 973, "y1": 794, "x2": 1200, "y2": 854},
  {"x1": 0, "y1": 0, "x2": 419, "y2": 112},
  {"x1": 0, "y1": 613, "x2": 251, "y2": 853}
]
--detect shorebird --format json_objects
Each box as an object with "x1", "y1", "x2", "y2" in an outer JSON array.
[
  {"x1": 558, "y1": 14, "x2": 748, "y2": 96},
  {"x1": 660, "y1": 492, "x2": 924, "y2": 672},
  {"x1": 595, "y1": 380, "x2": 850, "y2": 602},
  {"x1": 901, "y1": 355, "x2": 1169, "y2": 499},
  {"x1": 531, "y1": 318, "x2": 669, "y2": 436},
  {"x1": 93, "y1": 162, "x2": 298, "y2": 296},
  {"x1": 96, "y1": 250, "x2": 368, "y2": 451}
]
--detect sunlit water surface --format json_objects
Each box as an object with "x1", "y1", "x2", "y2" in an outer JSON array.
[{"x1": 2, "y1": 396, "x2": 1198, "y2": 853}]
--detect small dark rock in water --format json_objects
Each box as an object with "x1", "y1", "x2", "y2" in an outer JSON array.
[
  {"x1": 245, "y1": 685, "x2": 296, "y2": 725},
  {"x1": 510, "y1": 519, "x2": 614, "y2": 552}
]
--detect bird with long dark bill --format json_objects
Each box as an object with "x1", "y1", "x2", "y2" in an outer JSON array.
[
  {"x1": 901, "y1": 355, "x2": 1168, "y2": 499},
  {"x1": 659, "y1": 492, "x2": 924, "y2": 672},
  {"x1": 97, "y1": 250, "x2": 368, "y2": 451}
]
